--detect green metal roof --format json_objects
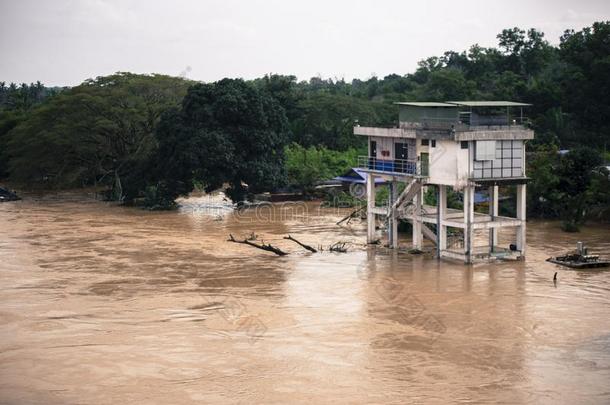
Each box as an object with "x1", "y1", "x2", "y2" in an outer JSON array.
[
  {"x1": 447, "y1": 101, "x2": 531, "y2": 107},
  {"x1": 394, "y1": 102, "x2": 457, "y2": 107}
]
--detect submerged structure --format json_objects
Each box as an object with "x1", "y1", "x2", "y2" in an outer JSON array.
[
  {"x1": 355, "y1": 101, "x2": 533, "y2": 263},
  {"x1": 547, "y1": 242, "x2": 610, "y2": 269}
]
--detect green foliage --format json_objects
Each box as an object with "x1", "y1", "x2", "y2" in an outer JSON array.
[
  {"x1": 424, "y1": 186, "x2": 463, "y2": 210},
  {"x1": 284, "y1": 143, "x2": 361, "y2": 191},
  {"x1": 5, "y1": 73, "x2": 190, "y2": 200},
  {"x1": 322, "y1": 190, "x2": 361, "y2": 208},
  {"x1": 143, "y1": 182, "x2": 178, "y2": 210},
  {"x1": 252, "y1": 74, "x2": 302, "y2": 121},
  {"x1": 153, "y1": 78, "x2": 290, "y2": 203},
  {"x1": 417, "y1": 68, "x2": 476, "y2": 101},
  {"x1": 527, "y1": 146, "x2": 607, "y2": 229},
  {"x1": 526, "y1": 145, "x2": 561, "y2": 217},
  {"x1": 587, "y1": 166, "x2": 610, "y2": 221},
  {"x1": 0, "y1": 81, "x2": 59, "y2": 112},
  {"x1": 0, "y1": 82, "x2": 59, "y2": 177},
  {"x1": 0, "y1": 110, "x2": 26, "y2": 177},
  {"x1": 290, "y1": 93, "x2": 380, "y2": 150},
  {"x1": 558, "y1": 22, "x2": 610, "y2": 147},
  {"x1": 555, "y1": 147, "x2": 604, "y2": 229}
]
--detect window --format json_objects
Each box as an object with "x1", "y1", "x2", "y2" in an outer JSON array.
[
  {"x1": 421, "y1": 139, "x2": 429, "y2": 146},
  {"x1": 461, "y1": 141, "x2": 469, "y2": 149},
  {"x1": 472, "y1": 140, "x2": 524, "y2": 179},
  {"x1": 475, "y1": 140, "x2": 496, "y2": 161},
  {"x1": 431, "y1": 139, "x2": 436, "y2": 148}
]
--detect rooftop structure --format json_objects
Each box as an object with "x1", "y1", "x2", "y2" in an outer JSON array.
[{"x1": 355, "y1": 101, "x2": 533, "y2": 263}]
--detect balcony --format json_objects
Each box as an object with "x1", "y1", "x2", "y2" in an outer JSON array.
[{"x1": 357, "y1": 156, "x2": 427, "y2": 177}]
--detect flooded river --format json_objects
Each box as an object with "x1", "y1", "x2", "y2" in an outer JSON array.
[{"x1": 1, "y1": 192, "x2": 609, "y2": 404}]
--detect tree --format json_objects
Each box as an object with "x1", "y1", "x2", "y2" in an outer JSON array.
[
  {"x1": 284, "y1": 143, "x2": 360, "y2": 192},
  {"x1": 526, "y1": 146, "x2": 561, "y2": 218},
  {"x1": 252, "y1": 74, "x2": 302, "y2": 121},
  {"x1": 153, "y1": 78, "x2": 290, "y2": 203},
  {"x1": 554, "y1": 147, "x2": 604, "y2": 230},
  {"x1": 559, "y1": 21, "x2": 610, "y2": 148},
  {"x1": 290, "y1": 93, "x2": 380, "y2": 150},
  {"x1": 417, "y1": 68, "x2": 476, "y2": 101},
  {"x1": 6, "y1": 73, "x2": 190, "y2": 198},
  {"x1": 0, "y1": 81, "x2": 60, "y2": 177}
]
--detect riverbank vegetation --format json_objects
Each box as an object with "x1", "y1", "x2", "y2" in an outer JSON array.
[{"x1": 1, "y1": 22, "x2": 609, "y2": 228}]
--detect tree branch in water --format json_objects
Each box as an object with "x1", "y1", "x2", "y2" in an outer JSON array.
[
  {"x1": 329, "y1": 241, "x2": 348, "y2": 253},
  {"x1": 336, "y1": 206, "x2": 365, "y2": 226},
  {"x1": 283, "y1": 235, "x2": 317, "y2": 253},
  {"x1": 227, "y1": 234, "x2": 288, "y2": 256}
]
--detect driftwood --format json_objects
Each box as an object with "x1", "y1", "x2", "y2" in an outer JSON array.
[
  {"x1": 228, "y1": 233, "x2": 349, "y2": 256},
  {"x1": 283, "y1": 235, "x2": 317, "y2": 253},
  {"x1": 336, "y1": 206, "x2": 366, "y2": 225},
  {"x1": 228, "y1": 234, "x2": 288, "y2": 256},
  {"x1": 329, "y1": 241, "x2": 348, "y2": 253}
]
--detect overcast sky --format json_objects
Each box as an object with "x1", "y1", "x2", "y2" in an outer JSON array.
[{"x1": 1, "y1": 0, "x2": 609, "y2": 86}]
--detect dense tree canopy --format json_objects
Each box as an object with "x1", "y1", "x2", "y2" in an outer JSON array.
[
  {"x1": 153, "y1": 78, "x2": 290, "y2": 202},
  {"x1": 5, "y1": 73, "x2": 191, "y2": 199},
  {"x1": 0, "y1": 82, "x2": 61, "y2": 177}
]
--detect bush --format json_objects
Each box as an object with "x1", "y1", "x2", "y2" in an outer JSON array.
[
  {"x1": 143, "y1": 183, "x2": 177, "y2": 210},
  {"x1": 284, "y1": 143, "x2": 363, "y2": 191}
]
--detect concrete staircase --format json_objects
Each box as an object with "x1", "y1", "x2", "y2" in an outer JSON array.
[{"x1": 387, "y1": 179, "x2": 422, "y2": 219}]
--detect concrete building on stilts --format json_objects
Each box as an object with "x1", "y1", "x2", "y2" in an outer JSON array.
[{"x1": 355, "y1": 101, "x2": 533, "y2": 264}]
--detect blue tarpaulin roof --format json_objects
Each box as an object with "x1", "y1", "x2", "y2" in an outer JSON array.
[{"x1": 334, "y1": 168, "x2": 386, "y2": 184}]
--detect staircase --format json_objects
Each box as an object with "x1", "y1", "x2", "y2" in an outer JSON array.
[
  {"x1": 387, "y1": 179, "x2": 422, "y2": 219},
  {"x1": 421, "y1": 224, "x2": 437, "y2": 245}
]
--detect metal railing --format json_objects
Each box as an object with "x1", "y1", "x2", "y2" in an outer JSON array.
[
  {"x1": 400, "y1": 116, "x2": 530, "y2": 131},
  {"x1": 357, "y1": 156, "x2": 424, "y2": 176}
]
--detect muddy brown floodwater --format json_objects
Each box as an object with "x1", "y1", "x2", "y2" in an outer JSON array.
[{"x1": 1, "y1": 192, "x2": 610, "y2": 404}]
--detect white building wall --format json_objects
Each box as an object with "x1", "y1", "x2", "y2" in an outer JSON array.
[
  {"x1": 371, "y1": 136, "x2": 395, "y2": 159},
  {"x1": 428, "y1": 140, "x2": 469, "y2": 188},
  {"x1": 370, "y1": 137, "x2": 416, "y2": 160},
  {"x1": 455, "y1": 142, "x2": 470, "y2": 188}
]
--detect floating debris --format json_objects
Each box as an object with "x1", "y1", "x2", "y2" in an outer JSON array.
[
  {"x1": 227, "y1": 233, "x2": 288, "y2": 256},
  {"x1": 0, "y1": 187, "x2": 20, "y2": 202},
  {"x1": 284, "y1": 235, "x2": 317, "y2": 253},
  {"x1": 547, "y1": 242, "x2": 610, "y2": 269}
]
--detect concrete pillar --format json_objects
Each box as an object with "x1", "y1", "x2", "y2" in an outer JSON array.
[
  {"x1": 389, "y1": 182, "x2": 399, "y2": 248},
  {"x1": 366, "y1": 173, "x2": 376, "y2": 243},
  {"x1": 489, "y1": 185, "x2": 499, "y2": 251},
  {"x1": 516, "y1": 183, "x2": 526, "y2": 256},
  {"x1": 463, "y1": 185, "x2": 474, "y2": 263},
  {"x1": 412, "y1": 186, "x2": 423, "y2": 250},
  {"x1": 438, "y1": 185, "x2": 447, "y2": 253}
]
